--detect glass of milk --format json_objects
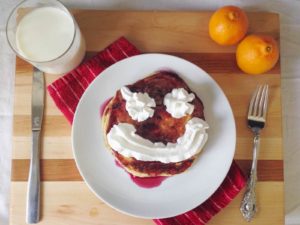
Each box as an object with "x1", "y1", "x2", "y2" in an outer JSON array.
[{"x1": 6, "y1": 0, "x2": 86, "y2": 74}]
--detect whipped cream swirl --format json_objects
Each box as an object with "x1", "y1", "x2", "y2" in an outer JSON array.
[
  {"x1": 107, "y1": 118, "x2": 209, "y2": 163},
  {"x1": 121, "y1": 87, "x2": 156, "y2": 122},
  {"x1": 164, "y1": 88, "x2": 195, "y2": 118}
]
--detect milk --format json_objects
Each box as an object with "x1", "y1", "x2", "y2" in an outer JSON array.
[{"x1": 16, "y1": 7, "x2": 85, "y2": 74}]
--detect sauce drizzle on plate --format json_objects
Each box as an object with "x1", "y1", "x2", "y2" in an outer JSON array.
[{"x1": 115, "y1": 160, "x2": 168, "y2": 189}]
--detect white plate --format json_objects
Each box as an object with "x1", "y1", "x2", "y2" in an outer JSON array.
[{"x1": 72, "y1": 53, "x2": 236, "y2": 219}]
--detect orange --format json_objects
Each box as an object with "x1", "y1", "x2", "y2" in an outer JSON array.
[
  {"x1": 236, "y1": 34, "x2": 279, "y2": 75},
  {"x1": 209, "y1": 5, "x2": 249, "y2": 45}
]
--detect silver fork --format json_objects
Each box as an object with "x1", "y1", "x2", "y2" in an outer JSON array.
[{"x1": 240, "y1": 84, "x2": 269, "y2": 222}]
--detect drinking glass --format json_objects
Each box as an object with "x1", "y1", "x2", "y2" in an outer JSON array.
[{"x1": 6, "y1": 0, "x2": 86, "y2": 74}]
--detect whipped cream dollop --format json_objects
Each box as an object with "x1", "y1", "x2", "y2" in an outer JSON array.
[
  {"x1": 121, "y1": 87, "x2": 156, "y2": 122},
  {"x1": 107, "y1": 118, "x2": 209, "y2": 163},
  {"x1": 164, "y1": 88, "x2": 195, "y2": 118}
]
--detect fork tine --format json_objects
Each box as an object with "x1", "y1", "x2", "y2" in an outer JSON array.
[
  {"x1": 253, "y1": 85, "x2": 263, "y2": 117},
  {"x1": 258, "y1": 85, "x2": 268, "y2": 117},
  {"x1": 262, "y1": 85, "x2": 269, "y2": 120},
  {"x1": 248, "y1": 86, "x2": 259, "y2": 118}
]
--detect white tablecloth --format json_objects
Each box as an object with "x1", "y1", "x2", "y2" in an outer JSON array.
[{"x1": 1, "y1": 0, "x2": 300, "y2": 224}]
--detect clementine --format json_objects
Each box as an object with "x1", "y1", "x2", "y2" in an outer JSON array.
[
  {"x1": 209, "y1": 5, "x2": 249, "y2": 45},
  {"x1": 236, "y1": 34, "x2": 279, "y2": 75}
]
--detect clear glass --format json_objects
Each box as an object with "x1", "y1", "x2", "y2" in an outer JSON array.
[{"x1": 6, "y1": 0, "x2": 86, "y2": 74}]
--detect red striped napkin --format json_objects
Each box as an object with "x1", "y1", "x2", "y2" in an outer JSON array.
[{"x1": 48, "y1": 37, "x2": 246, "y2": 225}]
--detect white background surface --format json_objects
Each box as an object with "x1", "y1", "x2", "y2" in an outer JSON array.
[{"x1": 1, "y1": 0, "x2": 300, "y2": 225}]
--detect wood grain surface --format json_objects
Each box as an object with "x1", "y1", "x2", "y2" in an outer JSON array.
[
  {"x1": 11, "y1": 159, "x2": 284, "y2": 182},
  {"x1": 10, "y1": 10, "x2": 283, "y2": 225}
]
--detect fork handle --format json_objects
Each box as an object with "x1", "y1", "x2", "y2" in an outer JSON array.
[
  {"x1": 251, "y1": 134, "x2": 260, "y2": 174},
  {"x1": 240, "y1": 133, "x2": 260, "y2": 221}
]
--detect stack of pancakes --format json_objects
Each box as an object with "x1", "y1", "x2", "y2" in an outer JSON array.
[{"x1": 102, "y1": 71, "x2": 205, "y2": 177}]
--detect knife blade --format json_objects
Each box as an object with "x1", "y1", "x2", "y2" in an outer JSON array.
[{"x1": 26, "y1": 67, "x2": 44, "y2": 224}]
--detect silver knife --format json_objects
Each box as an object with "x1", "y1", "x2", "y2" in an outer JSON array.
[{"x1": 26, "y1": 68, "x2": 44, "y2": 224}]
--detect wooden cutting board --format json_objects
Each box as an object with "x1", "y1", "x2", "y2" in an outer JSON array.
[{"x1": 10, "y1": 10, "x2": 283, "y2": 225}]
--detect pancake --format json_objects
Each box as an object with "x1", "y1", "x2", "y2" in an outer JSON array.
[{"x1": 102, "y1": 71, "x2": 205, "y2": 177}]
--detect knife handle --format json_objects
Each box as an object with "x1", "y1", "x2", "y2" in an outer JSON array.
[{"x1": 26, "y1": 130, "x2": 41, "y2": 224}]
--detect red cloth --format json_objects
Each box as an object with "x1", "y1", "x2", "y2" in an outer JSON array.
[{"x1": 47, "y1": 37, "x2": 246, "y2": 225}]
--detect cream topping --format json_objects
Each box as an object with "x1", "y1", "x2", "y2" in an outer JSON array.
[
  {"x1": 120, "y1": 87, "x2": 156, "y2": 122},
  {"x1": 164, "y1": 88, "x2": 195, "y2": 118},
  {"x1": 107, "y1": 118, "x2": 209, "y2": 163}
]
